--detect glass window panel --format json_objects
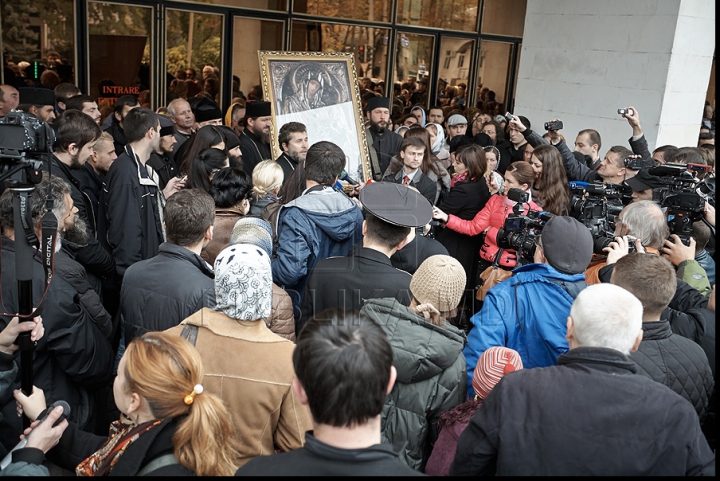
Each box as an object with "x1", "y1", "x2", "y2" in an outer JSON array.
[
  {"x1": 476, "y1": 40, "x2": 512, "y2": 115},
  {"x1": 436, "y1": 37, "x2": 474, "y2": 108},
  {"x1": 394, "y1": 32, "x2": 434, "y2": 110},
  {"x1": 481, "y1": 0, "x2": 527, "y2": 37},
  {"x1": 1, "y1": 0, "x2": 76, "y2": 86},
  {"x1": 396, "y1": 0, "x2": 478, "y2": 32},
  {"x1": 291, "y1": 21, "x2": 389, "y2": 87},
  {"x1": 88, "y1": 2, "x2": 152, "y2": 110},
  {"x1": 293, "y1": 0, "x2": 391, "y2": 23},
  {"x1": 166, "y1": 9, "x2": 224, "y2": 105},
  {"x1": 172, "y1": 0, "x2": 287, "y2": 11},
  {"x1": 233, "y1": 17, "x2": 284, "y2": 102}
]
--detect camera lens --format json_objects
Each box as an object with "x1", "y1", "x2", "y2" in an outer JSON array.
[{"x1": 593, "y1": 236, "x2": 612, "y2": 255}]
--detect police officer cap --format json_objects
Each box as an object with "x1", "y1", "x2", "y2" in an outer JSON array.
[
  {"x1": 18, "y1": 88, "x2": 55, "y2": 106},
  {"x1": 359, "y1": 182, "x2": 432, "y2": 228}
]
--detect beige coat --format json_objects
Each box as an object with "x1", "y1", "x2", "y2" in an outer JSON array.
[{"x1": 166, "y1": 308, "x2": 312, "y2": 467}]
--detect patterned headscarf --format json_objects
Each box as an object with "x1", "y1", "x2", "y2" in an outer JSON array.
[{"x1": 213, "y1": 244, "x2": 272, "y2": 321}]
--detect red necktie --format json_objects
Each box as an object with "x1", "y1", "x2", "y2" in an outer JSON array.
[{"x1": 403, "y1": 175, "x2": 410, "y2": 185}]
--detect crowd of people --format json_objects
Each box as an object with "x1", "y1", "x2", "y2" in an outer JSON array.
[{"x1": 0, "y1": 74, "x2": 715, "y2": 476}]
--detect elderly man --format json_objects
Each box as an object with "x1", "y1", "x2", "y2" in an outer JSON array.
[
  {"x1": 451, "y1": 283, "x2": 715, "y2": 476},
  {"x1": 0, "y1": 84, "x2": 19, "y2": 116}
]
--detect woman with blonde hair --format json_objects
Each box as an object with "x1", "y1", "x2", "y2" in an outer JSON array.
[
  {"x1": 249, "y1": 159, "x2": 283, "y2": 217},
  {"x1": 16, "y1": 331, "x2": 243, "y2": 476}
]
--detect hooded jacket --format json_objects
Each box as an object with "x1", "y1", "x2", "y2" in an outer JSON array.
[
  {"x1": 271, "y1": 186, "x2": 364, "y2": 311},
  {"x1": 463, "y1": 262, "x2": 587, "y2": 393},
  {"x1": 361, "y1": 298, "x2": 467, "y2": 471}
]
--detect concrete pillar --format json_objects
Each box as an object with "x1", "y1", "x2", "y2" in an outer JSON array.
[{"x1": 514, "y1": 0, "x2": 715, "y2": 153}]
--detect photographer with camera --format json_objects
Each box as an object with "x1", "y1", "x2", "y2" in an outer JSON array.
[
  {"x1": 460, "y1": 215, "x2": 593, "y2": 393},
  {"x1": 432, "y1": 162, "x2": 539, "y2": 308},
  {"x1": 586, "y1": 201, "x2": 713, "y2": 377},
  {"x1": 620, "y1": 106, "x2": 655, "y2": 165}
]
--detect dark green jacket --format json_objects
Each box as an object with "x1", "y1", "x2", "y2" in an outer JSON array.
[{"x1": 361, "y1": 298, "x2": 467, "y2": 472}]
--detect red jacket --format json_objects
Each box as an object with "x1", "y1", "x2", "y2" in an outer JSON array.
[{"x1": 446, "y1": 194, "x2": 541, "y2": 268}]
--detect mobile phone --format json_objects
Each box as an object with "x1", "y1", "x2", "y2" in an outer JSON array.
[
  {"x1": 504, "y1": 111, "x2": 514, "y2": 123},
  {"x1": 544, "y1": 120, "x2": 563, "y2": 131},
  {"x1": 178, "y1": 171, "x2": 188, "y2": 180},
  {"x1": 618, "y1": 108, "x2": 634, "y2": 116}
]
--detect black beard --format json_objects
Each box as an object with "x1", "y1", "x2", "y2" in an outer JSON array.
[
  {"x1": 69, "y1": 151, "x2": 83, "y2": 169},
  {"x1": 252, "y1": 126, "x2": 271, "y2": 145},
  {"x1": 369, "y1": 120, "x2": 386, "y2": 134}
]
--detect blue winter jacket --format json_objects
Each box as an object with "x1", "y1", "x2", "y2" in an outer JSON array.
[
  {"x1": 463, "y1": 263, "x2": 587, "y2": 393},
  {"x1": 271, "y1": 186, "x2": 364, "y2": 316}
]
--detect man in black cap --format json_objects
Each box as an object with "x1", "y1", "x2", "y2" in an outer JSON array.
[
  {"x1": 17, "y1": 87, "x2": 56, "y2": 123},
  {"x1": 625, "y1": 167, "x2": 664, "y2": 203},
  {"x1": 365, "y1": 97, "x2": 403, "y2": 180},
  {"x1": 239, "y1": 100, "x2": 273, "y2": 175},
  {"x1": 146, "y1": 114, "x2": 179, "y2": 189},
  {"x1": 462, "y1": 215, "x2": 593, "y2": 392},
  {"x1": 194, "y1": 97, "x2": 223, "y2": 127},
  {"x1": 299, "y1": 182, "x2": 432, "y2": 333}
]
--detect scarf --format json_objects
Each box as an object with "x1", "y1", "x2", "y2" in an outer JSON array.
[
  {"x1": 76, "y1": 416, "x2": 162, "y2": 476},
  {"x1": 410, "y1": 106, "x2": 426, "y2": 127},
  {"x1": 214, "y1": 244, "x2": 273, "y2": 321},
  {"x1": 451, "y1": 171, "x2": 475, "y2": 188},
  {"x1": 428, "y1": 122, "x2": 445, "y2": 155}
]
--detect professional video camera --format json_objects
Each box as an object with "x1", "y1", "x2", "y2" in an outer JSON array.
[
  {"x1": 0, "y1": 110, "x2": 56, "y2": 423},
  {"x1": 496, "y1": 188, "x2": 554, "y2": 265},
  {"x1": 650, "y1": 162, "x2": 713, "y2": 246},
  {"x1": 568, "y1": 181, "x2": 627, "y2": 254}
]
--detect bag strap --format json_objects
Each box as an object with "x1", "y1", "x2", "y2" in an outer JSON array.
[
  {"x1": 137, "y1": 453, "x2": 180, "y2": 476},
  {"x1": 180, "y1": 324, "x2": 199, "y2": 346},
  {"x1": 492, "y1": 248, "x2": 504, "y2": 268}
]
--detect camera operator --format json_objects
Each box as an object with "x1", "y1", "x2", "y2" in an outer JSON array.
[
  {"x1": 460, "y1": 215, "x2": 593, "y2": 394},
  {"x1": 625, "y1": 167, "x2": 665, "y2": 202},
  {"x1": 586, "y1": 201, "x2": 713, "y2": 375},
  {"x1": 0, "y1": 174, "x2": 114, "y2": 444}
]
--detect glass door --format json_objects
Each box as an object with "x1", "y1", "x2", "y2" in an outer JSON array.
[
  {"x1": 393, "y1": 31, "x2": 434, "y2": 111},
  {"x1": 436, "y1": 36, "x2": 475, "y2": 110},
  {"x1": 87, "y1": 1, "x2": 153, "y2": 113}
]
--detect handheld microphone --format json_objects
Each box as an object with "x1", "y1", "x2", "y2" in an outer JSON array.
[
  {"x1": 0, "y1": 400, "x2": 70, "y2": 469},
  {"x1": 339, "y1": 169, "x2": 358, "y2": 185}
]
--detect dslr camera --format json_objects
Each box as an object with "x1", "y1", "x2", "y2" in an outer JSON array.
[{"x1": 496, "y1": 188, "x2": 554, "y2": 265}]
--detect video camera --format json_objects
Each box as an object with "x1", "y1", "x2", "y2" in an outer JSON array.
[
  {"x1": 496, "y1": 188, "x2": 554, "y2": 265},
  {"x1": 0, "y1": 110, "x2": 55, "y2": 182},
  {"x1": 650, "y1": 162, "x2": 713, "y2": 246},
  {"x1": 569, "y1": 181, "x2": 627, "y2": 254}
]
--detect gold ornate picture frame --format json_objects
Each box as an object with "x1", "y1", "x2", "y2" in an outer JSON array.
[{"x1": 258, "y1": 50, "x2": 372, "y2": 182}]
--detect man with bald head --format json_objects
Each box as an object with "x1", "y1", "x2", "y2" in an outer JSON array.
[
  {"x1": 167, "y1": 98, "x2": 195, "y2": 161},
  {"x1": 0, "y1": 85, "x2": 19, "y2": 117}
]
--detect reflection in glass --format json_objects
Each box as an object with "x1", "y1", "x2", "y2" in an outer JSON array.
[
  {"x1": 0, "y1": 0, "x2": 75, "y2": 86},
  {"x1": 481, "y1": 0, "x2": 527, "y2": 37},
  {"x1": 436, "y1": 37, "x2": 474, "y2": 108},
  {"x1": 396, "y1": 0, "x2": 478, "y2": 32},
  {"x1": 476, "y1": 41, "x2": 513, "y2": 115},
  {"x1": 174, "y1": 0, "x2": 287, "y2": 11},
  {"x1": 291, "y1": 21, "x2": 389, "y2": 84},
  {"x1": 166, "y1": 9, "x2": 224, "y2": 105},
  {"x1": 394, "y1": 32, "x2": 433, "y2": 108},
  {"x1": 88, "y1": 2, "x2": 152, "y2": 109},
  {"x1": 233, "y1": 17, "x2": 283, "y2": 103},
  {"x1": 293, "y1": 0, "x2": 390, "y2": 23}
]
